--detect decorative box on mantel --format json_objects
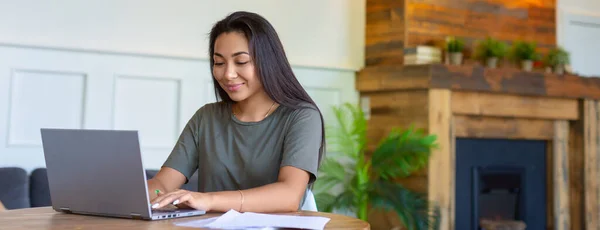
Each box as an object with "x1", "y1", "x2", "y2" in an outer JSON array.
[{"x1": 356, "y1": 64, "x2": 600, "y2": 230}]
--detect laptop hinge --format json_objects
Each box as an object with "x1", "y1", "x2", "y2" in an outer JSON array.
[
  {"x1": 131, "y1": 213, "x2": 143, "y2": 219},
  {"x1": 60, "y1": 207, "x2": 72, "y2": 213}
]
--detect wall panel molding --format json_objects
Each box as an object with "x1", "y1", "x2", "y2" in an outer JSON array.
[{"x1": 6, "y1": 69, "x2": 86, "y2": 147}]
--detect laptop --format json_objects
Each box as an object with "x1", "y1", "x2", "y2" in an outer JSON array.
[{"x1": 40, "y1": 128, "x2": 206, "y2": 220}]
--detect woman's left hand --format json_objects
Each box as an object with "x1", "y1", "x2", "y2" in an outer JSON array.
[{"x1": 150, "y1": 189, "x2": 213, "y2": 211}]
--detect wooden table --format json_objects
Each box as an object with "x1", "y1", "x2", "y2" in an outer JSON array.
[{"x1": 0, "y1": 207, "x2": 370, "y2": 229}]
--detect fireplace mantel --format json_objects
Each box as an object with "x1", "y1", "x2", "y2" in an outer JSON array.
[
  {"x1": 357, "y1": 64, "x2": 600, "y2": 230},
  {"x1": 357, "y1": 64, "x2": 600, "y2": 99}
]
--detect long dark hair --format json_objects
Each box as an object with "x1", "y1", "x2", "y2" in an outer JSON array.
[{"x1": 208, "y1": 11, "x2": 326, "y2": 169}]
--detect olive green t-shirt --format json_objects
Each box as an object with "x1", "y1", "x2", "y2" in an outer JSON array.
[{"x1": 162, "y1": 101, "x2": 322, "y2": 196}]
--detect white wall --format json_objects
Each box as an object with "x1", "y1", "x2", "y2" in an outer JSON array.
[
  {"x1": 0, "y1": 0, "x2": 364, "y2": 172},
  {"x1": 557, "y1": 0, "x2": 600, "y2": 77},
  {"x1": 0, "y1": 0, "x2": 365, "y2": 71}
]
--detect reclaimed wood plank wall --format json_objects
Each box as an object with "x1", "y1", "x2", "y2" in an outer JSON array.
[
  {"x1": 366, "y1": 0, "x2": 406, "y2": 66},
  {"x1": 363, "y1": 90, "x2": 431, "y2": 230},
  {"x1": 366, "y1": 0, "x2": 556, "y2": 66}
]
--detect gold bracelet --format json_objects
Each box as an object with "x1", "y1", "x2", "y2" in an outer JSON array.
[{"x1": 238, "y1": 190, "x2": 244, "y2": 212}]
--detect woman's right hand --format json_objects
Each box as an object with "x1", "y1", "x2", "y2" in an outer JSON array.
[{"x1": 151, "y1": 189, "x2": 213, "y2": 211}]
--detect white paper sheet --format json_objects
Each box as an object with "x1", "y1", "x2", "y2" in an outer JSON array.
[{"x1": 174, "y1": 209, "x2": 331, "y2": 230}]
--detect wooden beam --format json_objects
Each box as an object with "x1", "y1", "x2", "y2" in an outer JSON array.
[
  {"x1": 554, "y1": 120, "x2": 570, "y2": 230},
  {"x1": 454, "y1": 115, "x2": 554, "y2": 140},
  {"x1": 430, "y1": 64, "x2": 600, "y2": 100},
  {"x1": 356, "y1": 65, "x2": 431, "y2": 92},
  {"x1": 451, "y1": 91, "x2": 579, "y2": 120},
  {"x1": 584, "y1": 100, "x2": 599, "y2": 230},
  {"x1": 568, "y1": 105, "x2": 585, "y2": 230},
  {"x1": 356, "y1": 64, "x2": 600, "y2": 100},
  {"x1": 427, "y1": 89, "x2": 453, "y2": 230},
  {"x1": 547, "y1": 140, "x2": 555, "y2": 230}
]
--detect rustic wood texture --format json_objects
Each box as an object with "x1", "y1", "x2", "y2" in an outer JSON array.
[
  {"x1": 451, "y1": 91, "x2": 579, "y2": 120},
  {"x1": 547, "y1": 140, "x2": 555, "y2": 230},
  {"x1": 356, "y1": 64, "x2": 600, "y2": 99},
  {"x1": 356, "y1": 65, "x2": 430, "y2": 92},
  {"x1": 366, "y1": 0, "x2": 406, "y2": 66},
  {"x1": 363, "y1": 90, "x2": 429, "y2": 230},
  {"x1": 365, "y1": 0, "x2": 556, "y2": 66},
  {"x1": 404, "y1": 0, "x2": 556, "y2": 52},
  {"x1": 454, "y1": 115, "x2": 554, "y2": 140},
  {"x1": 584, "y1": 100, "x2": 600, "y2": 230},
  {"x1": 568, "y1": 103, "x2": 585, "y2": 230},
  {"x1": 0, "y1": 207, "x2": 371, "y2": 230},
  {"x1": 427, "y1": 89, "x2": 453, "y2": 230},
  {"x1": 365, "y1": 90, "x2": 430, "y2": 152},
  {"x1": 554, "y1": 120, "x2": 570, "y2": 230}
]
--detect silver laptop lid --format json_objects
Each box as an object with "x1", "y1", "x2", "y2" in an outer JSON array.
[{"x1": 40, "y1": 128, "x2": 152, "y2": 219}]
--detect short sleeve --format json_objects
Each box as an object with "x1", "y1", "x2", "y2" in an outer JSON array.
[
  {"x1": 162, "y1": 108, "x2": 202, "y2": 183},
  {"x1": 280, "y1": 107, "x2": 323, "y2": 184}
]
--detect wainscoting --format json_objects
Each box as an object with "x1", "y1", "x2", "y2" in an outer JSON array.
[{"x1": 0, "y1": 44, "x2": 358, "y2": 172}]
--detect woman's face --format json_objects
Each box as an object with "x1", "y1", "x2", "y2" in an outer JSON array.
[{"x1": 212, "y1": 32, "x2": 261, "y2": 102}]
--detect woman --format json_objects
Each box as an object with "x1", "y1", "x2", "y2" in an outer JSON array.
[{"x1": 147, "y1": 11, "x2": 325, "y2": 213}]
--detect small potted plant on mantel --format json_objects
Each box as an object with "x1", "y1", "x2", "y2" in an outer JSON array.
[
  {"x1": 510, "y1": 40, "x2": 540, "y2": 72},
  {"x1": 445, "y1": 36, "x2": 465, "y2": 65},
  {"x1": 544, "y1": 46, "x2": 570, "y2": 74},
  {"x1": 473, "y1": 37, "x2": 507, "y2": 68}
]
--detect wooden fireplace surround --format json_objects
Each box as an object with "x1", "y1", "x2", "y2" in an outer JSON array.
[{"x1": 357, "y1": 64, "x2": 600, "y2": 230}]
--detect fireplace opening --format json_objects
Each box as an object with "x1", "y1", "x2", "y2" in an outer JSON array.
[
  {"x1": 455, "y1": 138, "x2": 546, "y2": 230},
  {"x1": 473, "y1": 166, "x2": 525, "y2": 229}
]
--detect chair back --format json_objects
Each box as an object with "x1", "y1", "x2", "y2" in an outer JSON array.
[
  {"x1": 0, "y1": 167, "x2": 30, "y2": 209},
  {"x1": 30, "y1": 168, "x2": 52, "y2": 207},
  {"x1": 300, "y1": 189, "x2": 318, "y2": 211}
]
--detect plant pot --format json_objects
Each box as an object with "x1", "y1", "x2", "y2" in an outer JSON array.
[
  {"x1": 554, "y1": 65, "x2": 565, "y2": 74},
  {"x1": 486, "y1": 57, "x2": 498, "y2": 68},
  {"x1": 448, "y1": 52, "x2": 463, "y2": 65},
  {"x1": 521, "y1": 60, "x2": 533, "y2": 72}
]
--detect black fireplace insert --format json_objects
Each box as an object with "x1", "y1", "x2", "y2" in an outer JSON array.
[{"x1": 455, "y1": 138, "x2": 546, "y2": 230}]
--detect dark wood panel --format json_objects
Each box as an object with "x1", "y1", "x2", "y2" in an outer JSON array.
[
  {"x1": 569, "y1": 103, "x2": 585, "y2": 230},
  {"x1": 547, "y1": 140, "x2": 555, "y2": 230}
]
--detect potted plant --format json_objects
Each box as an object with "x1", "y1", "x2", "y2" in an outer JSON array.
[
  {"x1": 543, "y1": 47, "x2": 570, "y2": 74},
  {"x1": 473, "y1": 37, "x2": 507, "y2": 68},
  {"x1": 445, "y1": 36, "x2": 465, "y2": 65},
  {"x1": 313, "y1": 103, "x2": 440, "y2": 230},
  {"x1": 509, "y1": 41, "x2": 540, "y2": 72}
]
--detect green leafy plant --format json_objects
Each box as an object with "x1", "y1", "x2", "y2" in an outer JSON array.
[
  {"x1": 543, "y1": 46, "x2": 570, "y2": 67},
  {"x1": 313, "y1": 103, "x2": 440, "y2": 230},
  {"x1": 473, "y1": 37, "x2": 508, "y2": 60},
  {"x1": 509, "y1": 40, "x2": 540, "y2": 62},
  {"x1": 445, "y1": 36, "x2": 465, "y2": 53}
]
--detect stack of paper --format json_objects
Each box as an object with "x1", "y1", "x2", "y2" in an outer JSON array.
[{"x1": 174, "y1": 209, "x2": 331, "y2": 229}]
